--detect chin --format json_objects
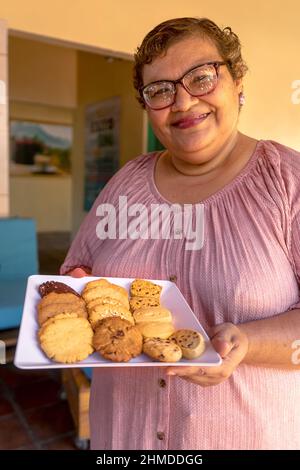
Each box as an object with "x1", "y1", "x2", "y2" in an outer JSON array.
[
  {"x1": 171, "y1": 139, "x2": 213, "y2": 157},
  {"x1": 172, "y1": 128, "x2": 216, "y2": 153}
]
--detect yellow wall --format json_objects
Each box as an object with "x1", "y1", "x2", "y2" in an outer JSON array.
[
  {"x1": 1, "y1": 0, "x2": 299, "y2": 150},
  {"x1": 10, "y1": 175, "x2": 72, "y2": 231},
  {"x1": 9, "y1": 36, "x2": 76, "y2": 107},
  {"x1": 8, "y1": 36, "x2": 76, "y2": 231},
  {"x1": 10, "y1": 101, "x2": 74, "y2": 125},
  {"x1": 73, "y1": 51, "x2": 144, "y2": 232}
]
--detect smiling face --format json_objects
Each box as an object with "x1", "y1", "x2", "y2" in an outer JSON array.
[{"x1": 142, "y1": 35, "x2": 243, "y2": 164}]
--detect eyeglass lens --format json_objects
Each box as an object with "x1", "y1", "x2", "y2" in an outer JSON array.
[{"x1": 143, "y1": 63, "x2": 218, "y2": 109}]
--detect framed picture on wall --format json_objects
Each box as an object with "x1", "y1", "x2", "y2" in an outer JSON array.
[
  {"x1": 84, "y1": 96, "x2": 120, "y2": 211},
  {"x1": 10, "y1": 120, "x2": 73, "y2": 175}
]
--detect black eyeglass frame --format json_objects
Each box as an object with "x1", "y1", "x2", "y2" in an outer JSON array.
[{"x1": 140, "y1": 61, "x2": 227, "y2": 110}]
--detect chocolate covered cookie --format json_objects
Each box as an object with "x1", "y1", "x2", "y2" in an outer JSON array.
[{"x1": 39, "y1": 281, "x2": 80, "y2": 298}]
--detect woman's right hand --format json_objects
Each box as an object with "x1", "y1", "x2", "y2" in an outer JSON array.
[{"x1": 67, "y1": 267, "x2": 90, "y2": 278}]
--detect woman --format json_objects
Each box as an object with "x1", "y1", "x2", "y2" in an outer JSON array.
[{"x1": 61, "y1": 18, "x2": 300, "y2": 449}]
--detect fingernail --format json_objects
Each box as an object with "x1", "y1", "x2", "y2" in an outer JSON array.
[{"x1": 166, "y1": 371, "x2": 176, "y2": 376}]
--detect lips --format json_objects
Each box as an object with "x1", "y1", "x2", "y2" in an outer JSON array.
[{"x1": 172, "y1": 113, "x2": 210, "y2": 129}]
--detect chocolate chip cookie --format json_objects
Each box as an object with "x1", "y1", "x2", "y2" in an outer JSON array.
[
  {"x1": 130, "y1": 279, "x2": 162, "y2": 298},
  {"x1": 143, "y1": 337, "x2": 182, "y2": 362},
  {"x1": 93, "y1": 317, "x2": 143, "y2": 362}
]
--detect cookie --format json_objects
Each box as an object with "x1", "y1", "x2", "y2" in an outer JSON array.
[
  {"x1": 82, "y1": 284, "x2": 129, "y2": 309},
  {"x1": 40, "y1": 312, "x2": 73, "y2": 328},
  {"x1": 143, "y1": 338, "x2": 182, "y2": 362},
  {"x1": 37, "y1": 292, "x2": 87, "y2": 326},
  {"x1": 89, "y1": 304, "x2": 134, "y2": 330},
  {"x1": 83, "y1": 279, "x2": 128, "y2": 298},
  {"x1": 38, "y1": 292, "x2": 85, "y2": 309},
  {"x1": 93, "y1": 317, "x2": 143, "y2": 362},
  {"x1": 39, "y1": 313, "x2": 94, "y2": 363},
  {"x1": 129, "y1": 296, "x2": 160, "y2": 312},
  {"x1": 170, "y1": 329, "x2": 206, "y2": 359},
  {"x1": 87, "y1": 296, "x2": 125, "y2": 311},
  {"x1": 83, "y1": 278, "x2": 112, "y2": 291},
  {"x1": 133, "y1": 306, "x2": 172, "y2": 324},
  {"x1": 136, "y1": 321, "x2": 175, "y2": 339},
  {"x1": 38, "y1": 301, "x2": 87, "y2": 327},
  {"x1": 39, "y1": 281, "x2": 80, "y2": 298},
  {"x1": 130, "y1": 279, "x2": 162, "y2": 298}
]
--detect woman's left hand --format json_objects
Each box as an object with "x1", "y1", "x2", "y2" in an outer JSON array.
[{"x1": 166, "y1": 322, "x2": 249, "y2": 386}]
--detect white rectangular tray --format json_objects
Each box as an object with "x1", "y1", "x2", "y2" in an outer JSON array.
[{"x1": 14, "y1": 275, "x2": 222, "y2": 369}]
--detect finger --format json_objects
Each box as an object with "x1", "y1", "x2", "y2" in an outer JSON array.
[
  {"x1": 209, "y1": 323, "x2": 236, "y2": 342},
  {"x1": 210, "y1": 325, "x2": 237, "y2": 358},
  {"x1": 68, "y1": 268, "x2": 89, "y2": 278},
  {"x1": 211, "y1": 337, "x2": 233, "y2": 358},
  {"x1": 180, "y1": 375, "x2": 223, "y2": 387},
  {"x1": 208, "y1": 323, "x2": 232, "y2": 338},
  {"x1": 166, "y1": 366, "x2": 205, "y2": 377}
]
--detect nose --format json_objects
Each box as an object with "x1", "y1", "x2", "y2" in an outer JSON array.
[{"x1": 170, "y1": 83, "x2": 199, "y2": 112}]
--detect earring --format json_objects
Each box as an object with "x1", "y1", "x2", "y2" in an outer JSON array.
[{"x1": 239, "y1": 91, "x2": 246, "y2": 106}]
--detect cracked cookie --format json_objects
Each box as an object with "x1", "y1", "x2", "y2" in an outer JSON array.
[{"x1": 93, "y1": 317, "x2": 143, "y2": 362}]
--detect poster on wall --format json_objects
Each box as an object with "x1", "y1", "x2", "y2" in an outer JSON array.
[
  {"x1": 84, "y1": 96, "x2": 120, "y2": 211},
  {"x1": 10, "y1": 120, "x2": 72, "y2": 175}
]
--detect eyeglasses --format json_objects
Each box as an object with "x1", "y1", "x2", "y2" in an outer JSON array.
[{"x1": 141, "y1": 61, "x2": 226, "y2": 110}]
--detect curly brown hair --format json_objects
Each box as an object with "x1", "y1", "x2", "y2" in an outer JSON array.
[{"x1": 133, "y1": 17, "x2": 248, "y2": 107}]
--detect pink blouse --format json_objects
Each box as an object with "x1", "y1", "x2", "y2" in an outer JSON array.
[{"x1": 61, "y1": 140, "x2": 300, "y2": 450}]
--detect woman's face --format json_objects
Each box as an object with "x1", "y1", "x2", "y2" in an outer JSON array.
[{"x1": 142, "y1": 35, "x2": 243, "y2": 164}]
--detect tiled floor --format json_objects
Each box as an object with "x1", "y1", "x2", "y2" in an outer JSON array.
[
  {"x1": 0, "y1": 364, "x2": 77, "y2": 450},
  {"x1": 0, "y1": 231, "x2": 83, "y2": 450}
]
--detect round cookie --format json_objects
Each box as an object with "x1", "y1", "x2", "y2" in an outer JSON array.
[
  {"x1": 143, "y1": 338, "x2": 182, "y2": 362},
  {"x1": 93, "y1": 317, "x2": 143, "y2": 362},
  {"x1": 39, "y1": 313, "x2": 94, "y2": 363},
  {"x1": 82, "y1": 285, "x2": 129, "y2": 309},
  {"x1": 82, "y1": 279, "x2": 128, "y2": 299},
  {"x1": 39, "y1": 281, "x2": 80, "y2": 298},
  {"x1": 133, "y1": 306, "x2": 172, "y2": 324},
  {"x1": 136, "y1": 321, "x2": 175, "y2": 339},
  {"x1": 170, "y1": 329, "x2": 206, "y2": 359},
  {"x1": 37, "y1": 292, "x2": 87, "y2": 326},
  {"x1": 83, "y1": 278, "x2": 112, "y2": 291},
  {"x1": 38, "y1": 301, "x2": 87, "y2": 326},
  {"x1": 87, "y1": 296, "x2": 125, "y2": 310},
  {"x1": 38, "y1": 292, "x2": 85, "y2": 309},
  {"x1": 89, "y1": 304, "x2": 134, "y2": 330}
]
